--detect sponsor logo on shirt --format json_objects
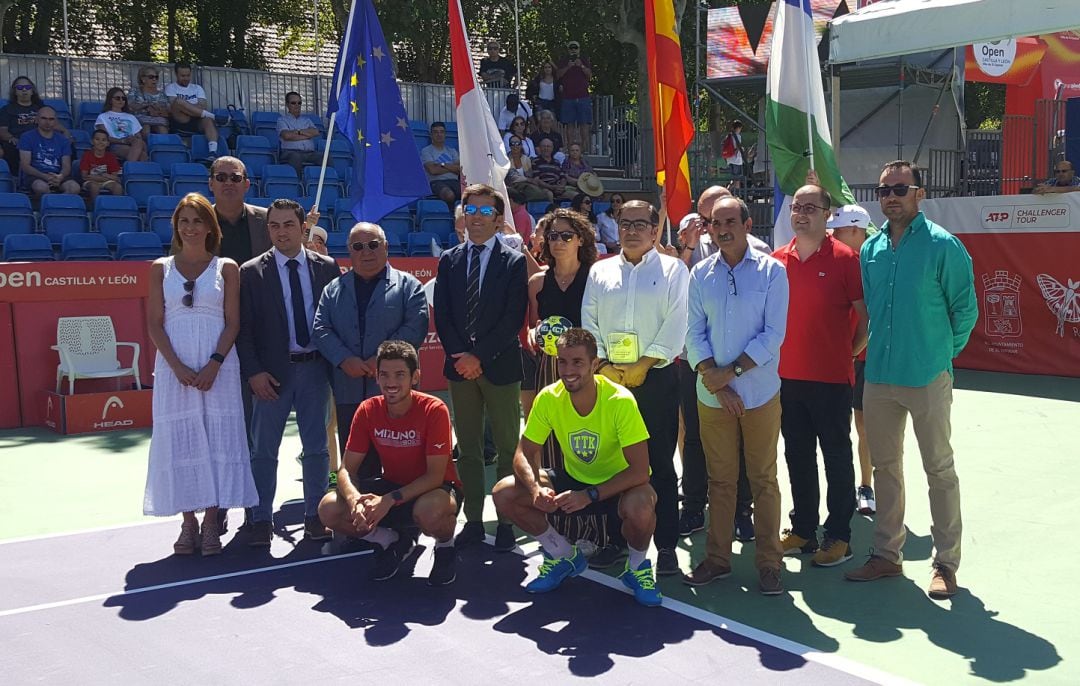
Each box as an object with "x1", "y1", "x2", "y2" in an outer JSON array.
[{"x1": 373, "y1": 427, "x2": 422, "y2": 447}]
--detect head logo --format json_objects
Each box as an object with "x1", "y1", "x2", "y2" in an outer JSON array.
[
  {"x1": 981, "y1": 271, "x2": 1022, "y2": 338},
  {"x1": 102, "y1": 396, "x2": 125, "y2": 419},
  {"x1": 95, "y1": 395, "x2": 133, "y2": 429},
  {"x1": 47, "y1": 396, "x2": 54, "y2": 416},
  {"x1": 568, "y1": 429, "x2": 600, "y2": 464},
  {"x1": 1036, "y1": 274, "x2": 1080, "y2": 337}
]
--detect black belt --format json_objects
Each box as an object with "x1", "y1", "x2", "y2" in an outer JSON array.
[{"x1": 289, "y1": 351, "x2": 321, "y2": 363}]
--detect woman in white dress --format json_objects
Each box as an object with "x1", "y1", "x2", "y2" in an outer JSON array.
[{"x1": 144, "y1": 193, "x2": 258, "y2": 556}]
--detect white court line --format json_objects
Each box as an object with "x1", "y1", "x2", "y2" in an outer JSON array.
[
  {"x1": 0, "y1": 549, "x2": 371, "y2": 619},
  {"x1": 0, "y1": 519, "x2": 166, "y2": 546}
]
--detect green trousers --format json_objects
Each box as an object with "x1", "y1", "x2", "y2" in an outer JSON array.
[{"x1": 449, "y1": 376, "x2": 522, "y2": 522}]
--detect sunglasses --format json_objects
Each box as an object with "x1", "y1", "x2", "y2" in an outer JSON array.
[
  {"x1": 112, "y1": 95, "x2": 127, "y2": 101},
  {"x1": 14, "y1": 84, "x2": 33, "y2": 91},
  {"x1": 350, "y1": 239, "x2": 382, "y2": 251},
  {"x1": 509, "y1": 141, "x2": 522, "y2": 147},
  {"x1": 463, "y1": 204, "x2": 497, "y2": 216},
  {"x1": 875, "y1": 184, "x2": 919, "y2": 198},
  {"x1": 182, "y1": 280, "x2": 195, "y2": 307},
  {"x1": 546, "y1": 230, "x2": 577, "y2": 243},
  {"x1": 213, "y1": 172, "x2": 245, "y2": 183}
]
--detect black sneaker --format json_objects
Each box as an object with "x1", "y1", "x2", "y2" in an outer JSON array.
[
  {"x1": 587, "y1": 543, "x2": 628, "y2": 569},
  {"x1": 371, "y1": 534, "x2": 414, "y2": 581},
  {"x1": 493, "y1": 523, "x2": 516, "y2": 552},
  {"x1": 248, "y1": 520, "x2": 272, "y2": 548},
  {"x1": 454, "y1": 521, "x2": 486, "y2": 547},
  {"x1": 734, "y1": 509, "x2": 755, "y2": 542},
  {"x1": 678, "y1": 509, "x2": 705, "y2": 537},
  {"x1": 428, "y1": 546, "x2": 457, "y2": 586},
  {"x1": 655, "y1": 547, "x2": 680, "y2": 576}
]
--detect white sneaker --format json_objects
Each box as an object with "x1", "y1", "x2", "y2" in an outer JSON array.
[{"x1": 857, "y1": 485, "x2": 876, "y2": 515}]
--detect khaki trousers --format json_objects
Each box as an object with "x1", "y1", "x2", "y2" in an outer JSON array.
[
  {"x1": 864, "y1": 371, "x2": 962, "y2": 572},
  {"x1": 698, "y1": 393, "x2": 783, "y2": 571}
]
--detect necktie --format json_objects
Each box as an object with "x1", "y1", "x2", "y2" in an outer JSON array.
[
  {"x1": 286, "y1": 258, "x2": 310, "y2": 348},
  {"x1": 466, "y1": 243, "x2": 484, "y2": 342}
]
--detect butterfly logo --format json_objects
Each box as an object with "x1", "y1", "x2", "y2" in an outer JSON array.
[{"x1": 1036, "y1": 274, "x2": 1080, "y2": 337}]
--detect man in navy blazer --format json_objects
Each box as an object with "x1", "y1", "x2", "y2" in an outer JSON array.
[
  {"x1": 237, "y1": 199, "x2": 343, "y2": 547},
  {"x1": 313, "y1": 221, "x2": 429, "y2": 477},
  {"x1": 434, "y1": 183, "x2": 528, "y2": 548}
]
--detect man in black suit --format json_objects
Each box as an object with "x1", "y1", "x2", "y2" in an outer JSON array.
[
  {"x1": 237, "y1": 198, "x2": 342, "y2": 547},
  {"x1": 434, "y1": 184, "x2": 528, "y2": 549}
]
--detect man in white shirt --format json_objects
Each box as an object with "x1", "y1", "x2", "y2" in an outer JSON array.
[
  {"x1": 497, "y1": 93, "x2": 533, "y2": 133},
  {"x1": 164, "y1": 63, "x2": 221, "y2": 157},
  {"x1": 276, "y1": 92, "x2": 321, "y2": 174},
  {"x1": 581, "y1": 199, "x2": 689, "y2": 577}
]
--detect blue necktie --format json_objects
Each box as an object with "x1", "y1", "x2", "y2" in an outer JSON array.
[
  {"x1": 466, "y1": 244, "x2": 484, "y2": 342},
  {"x1": 286, "y1": 259, "x2": 310, "y2": 348}
]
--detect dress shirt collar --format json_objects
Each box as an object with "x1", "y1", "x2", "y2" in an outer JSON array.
[
  {"x1": 880, "y1": 211, "x2": 928, "y2": 244},
  {"x1": 468, "y1": 234, "x2": 499, "y2": 253},
  {"x1": 617, "y1": 246, "x2": 657, "y2": 269},
  {"x1": 273, "y1": 246, "x2": 308, "y2": 269}
]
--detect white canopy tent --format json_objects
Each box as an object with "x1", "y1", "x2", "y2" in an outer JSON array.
[{"x1": 828, "y1": 0, "x2": 1080, "y2": 64}]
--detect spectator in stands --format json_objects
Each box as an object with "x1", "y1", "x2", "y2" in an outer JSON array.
[
  {"x1": 277, "y1": 92, "x2": 321, "y2": 175},
  {"x1": 1, "y1": 76, "x2": 72, "y2": 174},
  {"x1": 95, "y1": 87, "x2": 147, "y2": 162},
  {"x1": 531, "y1": 110, "x2": 564, "y2": 161},
  {"x1": 561, "y1": 143, "x2": 592, "y2": 188},
  {"x1": 479, "y1": 40, "x2": 516, "y2": 89},
  {"x1": 79, "y1": 129, "x2": 122, "y2": 202},
  {"x1": 556, "y1": 41, "x2": 593, "y2": 151},
  {"x1": 596, "y1": 192, "x2": 624, "y2": 254},
  {"x1": 210, "y1": 156, "x2": 271, "y2": 266},
  {"x1": 129, "y1": 66, "x2": 170, "y2": 134},
  {"x1": 507, "y1": 135, "x2": 551, "y2": 203},
  {"x1": 1034, "y1": 160, "x2": 1080, "y2": 194},
  {"x1": 503, "y1": 116, "x2": 536, "y2": 158},
  {"x1": 165, "y1": 63, "x2": 220, "y2": 158},
  {"x1": 420, "y1": 122, "x2": 461, "y2": 210},
  {"x1": 497, "y1": 93, "x2": 533, "y2": 133},
  {"x1": 306, "y1": 225, "x2": 329, "y2": 256},
  {"x1": 570, "y1": 191, "x2": 607, "y2": 255},
  {"x1": 19, "y1": 106, "x2": 79, "y2": 200},
  {"x1": 529, "y1": 138, "x2": 567, "y2": 200},
  {"x1": 526, "y1": 62, "x2": 558, "y2": 119},
  {"x1": 722, "y1": 120, "x2": 745, "y2": 190},
  {"x1": 507, "y1": 187, "x2": 535, "y2": 244}
]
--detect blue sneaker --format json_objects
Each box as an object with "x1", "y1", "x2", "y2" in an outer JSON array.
[
  {"x1": 525, "y1": 547, "x2": 587, "y2": 593},
  {"x1": 620, "y1": 559, "x2": 663, "y2": 607}
]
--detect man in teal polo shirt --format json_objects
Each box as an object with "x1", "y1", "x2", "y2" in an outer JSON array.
[{"x1": 844, "y1": 160, "x2": 977, "y2": 600}]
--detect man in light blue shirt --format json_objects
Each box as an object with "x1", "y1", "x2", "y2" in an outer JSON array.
[
  {"x1": 276, "y1": 92, "x2": 321, "y2": 174},
  {"x1": 845, "y1": 160, "x2": 977, "y2": 601},
  {"x1": 683, "y1": 196, "x2": 788, "y2": 595}
]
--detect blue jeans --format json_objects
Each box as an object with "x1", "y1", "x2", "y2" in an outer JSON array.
[{"x1": 250, "y1": 358, "x2": 331, "y2": 523}]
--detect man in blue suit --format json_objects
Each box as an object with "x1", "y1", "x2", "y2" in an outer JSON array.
[
  {"x1": 434, "y1": 184, "x2": 528, "y2": 549},
  {"x1": 313, "y1": 221, "x2": 429, "y2": 477}
]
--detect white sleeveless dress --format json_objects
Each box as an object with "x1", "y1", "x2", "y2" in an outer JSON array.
[{"x1": 143, "y1": 256, "x2": 258, "y2": 516}]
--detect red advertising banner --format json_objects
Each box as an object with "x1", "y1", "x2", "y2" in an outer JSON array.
[
  {"x1": 0, "y1": 262, "x2": 151, "y2": 303},
  {"x1": 965, "y1": 38, "x2": 1046, "y2": 86},
  {"x1": 44, "y1": 389, "x2": 153, "y2": 434}
]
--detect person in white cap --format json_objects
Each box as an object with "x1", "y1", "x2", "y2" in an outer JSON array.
[
  {"x1": 306, "y1": 224, "x2": 329, "y2": 256},
  {"x1": 827, "y1": 204, "x2": 874, "y2": 516}
]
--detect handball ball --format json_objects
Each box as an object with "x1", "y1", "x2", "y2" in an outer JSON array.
[{"x1": 537, "y1": 315, "x2": 573, "y2": 357}]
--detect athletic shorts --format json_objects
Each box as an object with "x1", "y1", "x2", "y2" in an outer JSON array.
[
  {"x1": 560, "y1": 97, "x2": 593, "y2": 125},
  {"x1": 541, "y1": 468, "x2": 621, "y2": 519},
  {"x1": 355, "y1": 477, "x2": 463, "y2": 530},
  {"x1": 853, "y1": 359, "x2": 865, "y2": 412},
  {"x1": 429, "y1": 180, "x2": 460, "y2": 200},
  {"x1": 520, "y1": 348, "x2": 538, "y2": 391},
  {"x1": 170, "y1": 117, "x2": 202, "y2": 134}
]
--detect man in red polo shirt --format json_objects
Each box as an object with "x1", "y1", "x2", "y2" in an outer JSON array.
[
  {"x1": 317, "y1": 340, "x2": 462, "y2": 586},
  {"x1": 772, "y1": 184, "x2": 868, "y2": 567}
]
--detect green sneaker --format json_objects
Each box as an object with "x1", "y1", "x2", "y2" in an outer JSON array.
[
  {"x1": 620, "y1": 559, "x2": 663, "y2": 607},
  {"x1": 525, "y1": 547, "x2": 587, "y2": 593}
]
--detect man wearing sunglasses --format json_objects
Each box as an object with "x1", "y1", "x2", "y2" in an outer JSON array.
[
  {"x1": 434, "y1": 184, "x2": 528, "y2": 549},
  {"x1": 277, "y1": 92, "x2": 322, "y2": 175},
  {"x1": 210, "y1": 157, "x2": 270, "y2": 266},
  {"x1": 237, "y1": 199, "x2": 344, "y2": 547},
  {"x1": 845, "y1": 160, "x2": 977, "y2": 601},
  {"x1": 1034, "y1": 160, "x2": 1080, "y2": 195},
  {"x1": 313, "y1": 222, "x2": 429, "y2": 473}
]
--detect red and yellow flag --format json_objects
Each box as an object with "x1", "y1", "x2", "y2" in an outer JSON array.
[{"x1": 645, "y1": 0, "x2": 695, "y2": 226}]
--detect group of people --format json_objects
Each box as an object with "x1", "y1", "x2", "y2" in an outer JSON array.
[{"x1": 142, "y1": 154, "x2": 978, "y2": 611}]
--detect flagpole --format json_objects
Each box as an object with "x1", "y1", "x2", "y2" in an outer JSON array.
[
  {"x1": 315, "y1": 0, "x2": 359, "y2": 214},
  {"x1": 802, "y1": 0, "x2": 816, "y2": 172}
]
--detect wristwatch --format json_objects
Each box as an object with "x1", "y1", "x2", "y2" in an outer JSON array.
[
  {"x1": 390, "y1": 489, "x2": 404, "y2": 503},
  {"x1": 209, "y1": 352, "x2": 226, "y2": 364},
  {"x1": 733, "y1": 363, "x2": 744, "y2": 378},
  {"x1": 586, "y1": 486, "x2": 600, "y2": 503}
]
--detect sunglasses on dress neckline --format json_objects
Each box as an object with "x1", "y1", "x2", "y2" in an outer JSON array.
[{"x1": 182, "y1": 280, "x2": 195, "y2": 307}]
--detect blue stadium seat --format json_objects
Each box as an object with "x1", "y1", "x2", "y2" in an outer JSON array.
[
  {"x1": 0, "y1": 193, "x2": 35, "y2": 236},
  {"x1": 381, "y1": 216, "x2": 413, "y2": 241},
  {"x1": 526, "y1": 201, "x2": 551, "y2": 218},
  {"x1": 116, "y1": 232, "x2": 165, "y2": 261},
  {"x1": 385, "y1": 232, "x2": 406, "y2": 257},
  {"x1": 190, "y1": 134, "x2": 231, "y2": 163},
  {"x1": 122, "y1": 161, "x2": 168, "y2": 210},
  {"x1": 40, "y1": 194, "x2": 90, "y2": 245},
  {"x1": 296, "y1": 194, "x2": 332, "y2": 214},
  {"x1": 261, "y1": 164, "x2": 301, "y2": 199},
  {"x1": 417, "y1": 199, "x2": 452, "y2": 242},
  {"x1": 70, "y1": 129, "x2": 92, "y2": 161},
  {"x1": 303, "y1": 166, "x2": 342, "y2": 197},
  {"x1": 315, "y1": 137, "x2": 353, "y2": 179},
  {"x1": 93, "y1": 195, "x2": 142, "y2": 244},
  {"x1": 251, "y1": 111, "x2": 280, "y2": 142},
  {"x1": 44, "y1": 98, "x2": 74, "y2": 131},
  {"x1": 413, "y1": 132, "x2": 430, "y2": 153},
  {"x1": 235, "y1": 135, "x2": 276, "y2": 179},
  {"x1": 61, "y1": 232, "x2": 112, "y2": 261},
  {"x1": 0, "y1": 159, "x2": 13, "y2": 193},
  {"x1": 148, "y1": 134, "x2": 190, "y2": 168},
  {"x1": 406, "y1": 231, "x2": 440, "y2": 256},
  {"x1": 170, "y1": 162, "x2": 209, "y2": 195},
  {"x1": 147, "y1": 195, "x2": 182, "y2": 244},
  {"x1": 325, "y1": 232, "x2": 350, "y2": 258},
  {"x1": 301, "y1": 113, "x2": 327, "y2": 136},
  {"x1": 77, "y1": 102, "x2": 104, "y2": 132},
  {"x1": 213, "y1": 107, "x2": 247, "y2": 141},
  {"x1": 246, "y1": 197, "x2": 273, "y2": 209},
  {"x1": 593, "y1": 201, "x2": 611, "y2": 215},
  {"x1": 3, "y1": 233, "x2": 54, "y2": 262},
  {"x1": 333, "y1": 198, "x2": 355, "y2": 233}
]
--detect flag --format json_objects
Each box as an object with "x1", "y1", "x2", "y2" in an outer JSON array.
[
  {"x1": 448, "y1": 0, "x2": 511, "y2": 214},
  {"x1": 645, "y1": 0, "x2": 695, "y2": 226},
  {"x1": 766, "y1": 0, "x2": 854, "y2": 244},
  {"x1": 327, "y1": 0, "x2": 430, "y2": 222}
]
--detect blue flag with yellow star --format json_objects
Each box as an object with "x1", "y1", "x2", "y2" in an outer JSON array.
[{"x1": 327, "y1": 0, "x2": 430, "y2": 222}]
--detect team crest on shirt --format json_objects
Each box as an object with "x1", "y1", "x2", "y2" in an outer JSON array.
[{"x1": 567, "y1": 429, "x2": 600, "y2": 463}]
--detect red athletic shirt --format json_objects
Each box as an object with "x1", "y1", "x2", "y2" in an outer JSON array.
[
  {"x1": 346, "y1": 391, "x2": 460, "y2": 488},
  {"x1": 79, "y1": 149, "x2": 121, "y2": 178},
  {"x1": 773, "y1": 235, "x2": 864, "y2": 385}
]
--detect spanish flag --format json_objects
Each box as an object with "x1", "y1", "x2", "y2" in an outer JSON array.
[{"x1": 645, "y1": 0, "x2": 694, "y2": 226}]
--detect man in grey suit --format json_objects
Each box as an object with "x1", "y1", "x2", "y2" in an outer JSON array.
[
  {"x1": 237, "y1": 198, "x2": 342, "y2": 547},
  {"x1": 313, "y1": 221, "x2": 429, "y2": 477},
  {"x1": 211, "y1": 156, "x2": 271, "y2": 265}
]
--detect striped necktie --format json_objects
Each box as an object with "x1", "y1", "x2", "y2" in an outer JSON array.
[{"x1": 466, "y1": 243, "x2": 484, "y2": 341}]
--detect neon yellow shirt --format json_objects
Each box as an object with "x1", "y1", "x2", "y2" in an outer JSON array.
[{"x1": 523, "y1": 375, "x2": 650, "y2": 485}]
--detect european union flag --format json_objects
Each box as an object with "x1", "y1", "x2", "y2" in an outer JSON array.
[{"x1": 327, "y1": 0, "x2": 430, "y2": 222}]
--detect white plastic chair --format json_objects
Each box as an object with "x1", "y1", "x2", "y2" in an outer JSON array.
[{"x1": 53, "y1": 316, "x2": 142, "y2": 395}]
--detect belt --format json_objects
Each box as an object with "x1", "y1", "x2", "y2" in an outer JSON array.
[{"x1": 289, "y1": 351, "x2": 321, "y2": 363}]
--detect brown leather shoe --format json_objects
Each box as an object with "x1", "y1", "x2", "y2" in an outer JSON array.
[
  {"x1": 304, "y1": 517, "x2": 332, "y2": 541},
  {"x1": 681, "y1": 560, "x2": 732, "y2": 586},
  {"x1": 248, "y1": 521, "x2": 273, "y2": 548},
  {"x1": 759, "y1": 567, "x2": 784, "y2": 596},
  {"x1": 927, "y1": 564, "x2": 958, "y2": 599},
  {"x1": 844, "y1": 554, "x2": 903, "y2": 582}
]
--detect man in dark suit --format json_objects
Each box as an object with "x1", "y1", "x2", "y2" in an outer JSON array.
[
  {"x1": 313, "y1": 221, "x2": 429, "y2": 474},
  {"x1": 238, "y1": 198, "x2": 342, "y2": 547},
  {"x1": 211, "y1": 156, "x2": 271, "y2": 265},
  {"x1": 434, "y1": 184, "x2": 528, "y2": 549}
]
